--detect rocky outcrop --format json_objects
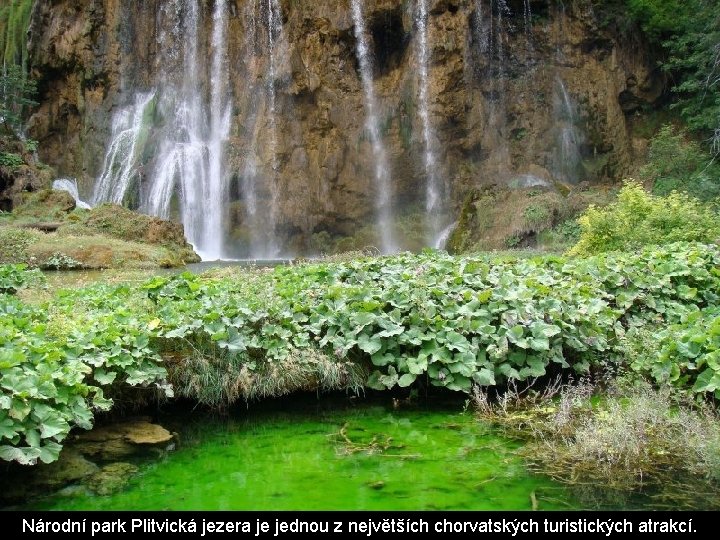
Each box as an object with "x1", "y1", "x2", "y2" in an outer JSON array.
[
  {"x1": 72, "y1": 419, "x2": 174, "y2": 461},
  {"x1": 26, "y1": 0, "x2": 663, "y2": 255}
]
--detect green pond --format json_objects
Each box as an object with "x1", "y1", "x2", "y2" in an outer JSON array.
[{"x1": 29, "y1": 398, "x2": 579, "y2": 511}]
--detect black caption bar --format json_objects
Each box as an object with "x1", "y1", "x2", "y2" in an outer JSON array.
[{"x1": 6, "y1": 511, "x2": 715, "y2": 538}]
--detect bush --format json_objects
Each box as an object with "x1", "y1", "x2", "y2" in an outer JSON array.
[
  {"x1": 0, "y1": 226, "x2": 41, "y2": 264},
  {"x1": 641, "y1": 125, "x2": 720, "y2": 200},
  {"x1": 569, "y1": 181, "x2": 720, "y2": 256}
]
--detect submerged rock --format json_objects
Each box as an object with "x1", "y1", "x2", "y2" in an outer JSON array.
[
  {"x1": 88, "y1": 462, "x2": 139, "y2": 496},
  {"x1": 32, "y1": 450, "x2": 100, "y2": 488},
  {"x1": 0, "y1": 449, "x2": 99, "y2": 505},
  {"x1": 74, "y1": 419, "x2": 174, "y2": 461}
]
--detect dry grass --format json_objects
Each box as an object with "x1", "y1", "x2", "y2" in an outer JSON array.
[
  {"x1": 475, "y1": 379, "x2": 720, "y2": 509},
  {"x1": 168, "y1": 347, "x2": 367, "y2": 409}
]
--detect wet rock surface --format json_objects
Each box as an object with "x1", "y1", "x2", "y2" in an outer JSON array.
[{"x1": 27, "y1": 0, "x2": 661, "y2": 253}]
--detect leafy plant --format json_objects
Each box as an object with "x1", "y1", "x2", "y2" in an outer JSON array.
[
  {"x1": 641, "y1": 125, "x2": 720, "y2": 200},
  {"x1": 3, "y1": 239, "x2": 720, "y2": 465},
  {"x1": 0, "y1": 263, "x2": 42, "y2": 294},
  {"x1": 0, "y1": 63, "x2": 37, "y2": 135},
  {"x1": 631, "y1": 306, "x2": 720, "y2": 398},
  {"x1": 569, "y1": 181, "x2": 720, "y2": 256},
  {"x1": 0, "y1": 151, "x2": 23, "y2": 168},
  {"x1": 42, "y1": 253, "x2": 83, "y2": 271}
]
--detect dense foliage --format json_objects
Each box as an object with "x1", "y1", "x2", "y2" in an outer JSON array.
[
  {"x1": 0, "y1": 62, "x2": 36, "y2": 135},
  {"x1": 2, "y1": 241, "x2": 720, "y2": 464},
  {"x1": 632, "y1": 306, "x2": 720, "y2": 396},
  {"x1": 641, "y1": 125, "x2": 720, "y2": 200},
  {"x1": 0, "y1": 278, "x2": 171, "y2": 465},
  {"x1": 625, "y1": 0, "x2": 720, "y2": 141},
  {"x1": 569, "y1": 182, "x2": 720, "y2": 256}
]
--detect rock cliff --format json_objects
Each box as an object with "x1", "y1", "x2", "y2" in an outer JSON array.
[{"x1": 26, "y1": 0, "x2": 663, "y2": 256}]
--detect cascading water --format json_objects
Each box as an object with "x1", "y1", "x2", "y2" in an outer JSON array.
[
  {"x1": 95, "y1": 1, "x2": 231, "y2": 261},
  {"x1": 471, "y1": 0, "x2": 512, "y2": 178},
  {"x1": 234, "y1": 0, "x2": 286, "y2": 259},
  {"x1": 415, "y1": 0, "x2": 446, "y2": 248},
  {"x1": 434, "y1": 221, "x2": 457, "y2": 250},
  {"x1": 203, "y1": 0, "x2": 232, "y2": 259},
  {"x1": 523, "y1": 0, "x2": 533, "y2": 47},
  {"x1": 351, "y1": 0, "x2": 396, "y2": 255},
  {"x1": 92, "y1": 91, "x2": 156, "y2": 206},
  {"x1": 552, "y1": 78, "x2": 584, "y2": 184},
  {"x1": 53, "y1": 178, "x2": 91, "y2": 210}
]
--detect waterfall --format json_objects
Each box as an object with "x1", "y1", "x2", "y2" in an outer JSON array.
[
  {"x1": 434, "y1": 221, "x2": 457, "y2": 250},
  {"x1": 144, "y1": 0, "x2": 231, "y2": 260},
  {"x1": 237, "y1": 0, "x2": 284, "y2": 259},
  {"x1": 552, "y1": 78, "x2": 584, "y2": 184},
  {"x1": 92, "y1": 91, "x2": 156, "y2": 206},
  {"x1": 351, "y1": 0, "x2": 396, "y2": 255},
  {"x1": 53, "y1": 178, "x2": 91, "y2": 210},
  {"x1": 471, "y1": 0, "x2": 512, "y2": 177},
  {"x1": 415, "y1": 0, "x2": 445, "y2": 248},
  {"x1": 264, "y1": 0, "x2": 281, "y2": 258},
  {"x1": 203, "y1": 0, "x2": 232, "y2": 259},
  {"x1": 523, "y1": 0, "x2": 533, "y2": 47},
  {"x1": 94, "y1": 1, "x2": 231, "y2": 260}
]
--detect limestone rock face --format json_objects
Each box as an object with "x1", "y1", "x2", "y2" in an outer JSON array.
[{"x1": 26, "y1": 0, "x2": 661, "y2": 255}]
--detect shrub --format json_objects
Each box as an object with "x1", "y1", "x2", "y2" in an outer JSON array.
[
  {"x1": 641, "y1": 125, "x2": 720, "y2": 200},
  {"x1": 0, "y1": 226, "x2": 40, "y2": 263},
  {"x1": 569, "y1": 181, "x2": 720, "y2": 256}
]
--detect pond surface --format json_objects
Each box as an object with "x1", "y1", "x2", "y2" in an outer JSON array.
[{"x1": 32, "y1": 399, "x2": 578, "y2": 511}]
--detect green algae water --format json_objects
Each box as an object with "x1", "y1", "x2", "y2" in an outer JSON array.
[{"x1": 32, "y1": 399, "x2": 577, "y2": 511}]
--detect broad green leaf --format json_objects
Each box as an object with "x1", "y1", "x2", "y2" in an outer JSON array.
[
  {"x1": 473, "y1": 368, "x2": 496, "y2": 386},
  {"x1": 94, "y1": 369, "x2": 117, "y2": 386},
  {"x1": 357, "y1": 333, "x2": 383, "y2": 355}
]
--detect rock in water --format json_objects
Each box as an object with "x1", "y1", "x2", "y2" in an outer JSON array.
[
  {"x1": 88, "y1": 463, "x2": 140, "y2": 496},
  {"x1": 74, "y1": 419, "x2": 174, "y2": 461}
]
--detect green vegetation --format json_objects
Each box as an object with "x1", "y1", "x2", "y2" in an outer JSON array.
[
  {"x1": 569, "y1": 181, "x2": 720, "y2": 256},
  {"x1": 630, "y1": 306, "x2": 720, "y2": 397},
  {"x1": 2, "y1": 240, "x2": 719, "y2": 464},
  {"x1": 641, "y1": 125, "x2": 720, "y2": 200},
  {"x1": 0, "y1": 192, "x2": 200, "y2": 269},
  {"x1": 0, "y1": 63, "x2": 36, "y2": 135},
  {"x1": 0, "y1": 262, "x2": 40, "y2": 293},
  {"x1": 476, "y1": 380, "x2": 720, "y2": 508},
  {"x1": 447, "y1": 185, "x2": 614, "y2": 254},
  {"x1": 0, "y1": 0, "x2": 33, "y2": 71},
  {"x1": 624, "y1": 0, "x2": 720, "y2": 139},
  {"x1": 0, "y1": 149, "x2": 22, "y2": 167}
]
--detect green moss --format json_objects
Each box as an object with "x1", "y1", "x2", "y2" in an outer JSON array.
[
  {"x1": 0, "y1": 0, "x2": 33, "y2": 71},
  {"x1": 0, "y1": 225, "x2": 191, "y2": 269},
  {"x1": 11, "y1": 189, "x2": 76, "y2": 222}
]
